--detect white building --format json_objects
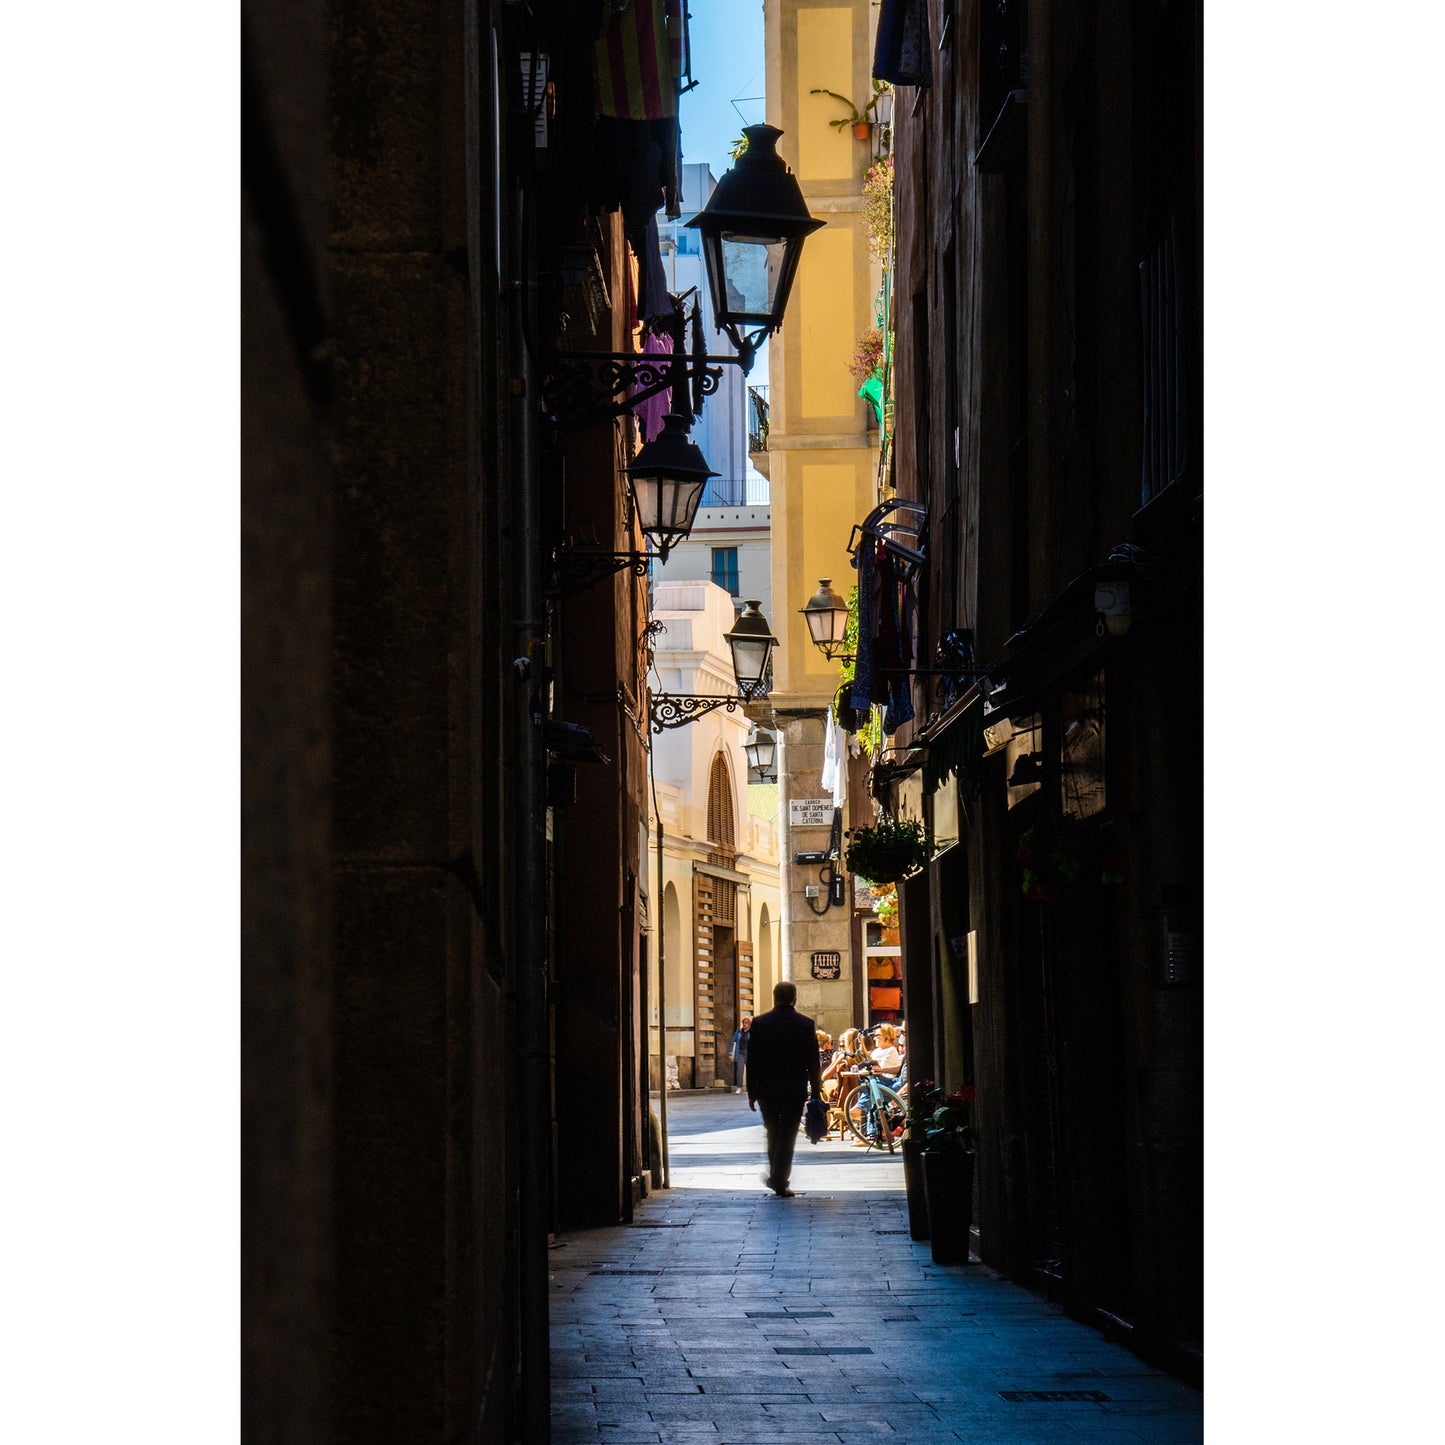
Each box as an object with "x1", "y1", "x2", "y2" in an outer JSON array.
[{"x1": 646, "y1": 580, "x2": 782, "y2": 1090}]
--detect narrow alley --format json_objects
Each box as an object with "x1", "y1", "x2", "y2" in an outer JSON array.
[{"x1": 551, "y1": 1094, "x2": 1202, "y2": 1443}]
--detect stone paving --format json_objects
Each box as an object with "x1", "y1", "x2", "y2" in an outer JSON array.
[{"x1": 550, "y1": 1091, "x2": 1202, "y2": 1443}]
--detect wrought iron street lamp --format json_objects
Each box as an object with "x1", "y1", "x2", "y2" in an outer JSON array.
[
  {"x1": 548, "y1": 414, "x2": 715, "y2": 594},
  {"x1": 725, "y1": 599, "x2": 778, "y2": 695},
  {"x1": 627, "y1": 413, "x2": 717, "y2": 560},
  {"x1": 648, "y1": 600, "x2": 779, "y2": 732},
  {"x1": 799, "y1": 577, "x2": 852, "y2": 661},
  {"x1": 686, "y1": 125, "x2": 826, "y2": 373},
  {"x1": 743, "y1": 724, "x2": 778, "y2": 782},
  {"x1": 545, "y1": 127, "x2": 823, "y2": 424}
]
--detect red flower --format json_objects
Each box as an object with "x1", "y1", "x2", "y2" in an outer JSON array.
[{"x1": 948, "y1": 1086, "x2": 977, "y2": 1106}]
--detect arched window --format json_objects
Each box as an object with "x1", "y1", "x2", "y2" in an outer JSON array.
[{"x1": 705, "y1": 753, "x2": 735, "y2": 848}]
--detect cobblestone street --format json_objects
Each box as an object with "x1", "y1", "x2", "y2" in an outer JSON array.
[{"x1": 550, "y1": 1093, "x2": 1202, "y2": 1443}]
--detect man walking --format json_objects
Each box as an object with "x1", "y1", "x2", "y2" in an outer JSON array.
[{"x1": 745, "y1": 981, "x2": 824, "y2": 1198}]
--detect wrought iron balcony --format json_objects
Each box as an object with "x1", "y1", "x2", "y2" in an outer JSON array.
[
  {"x1": 700, "y1": 476, "x2": 772, "y2": 507},
  {"x1": 747, "y1": 385, "x2": 770, "y2": 455}
]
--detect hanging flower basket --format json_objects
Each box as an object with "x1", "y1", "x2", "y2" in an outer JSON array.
[{"x1": 845, "y1": 814, "x2": 931, "y2": 885}]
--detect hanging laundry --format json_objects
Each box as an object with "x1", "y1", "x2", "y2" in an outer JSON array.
[
  {"x1": 849, "y1": 539, "x2": 881, "y2": 717},
  {"x1": 634, "y1": 212, "x2": 672, "y2": 323},
  {"x1": 873, "y1": 0, "x2": 933, "y2": 88},
  {"x1": 593, "y1": 0, "x2": 683, "y2": 123},
  {"x1": 822, "y1": 706, "x2": 846, "y2": 807},
  {"x1": 591, "y1": 1, "x2": 684, "y2": 240},
  {"x1": 632, "y1": 329, "x2": 673, "y2": 441}
]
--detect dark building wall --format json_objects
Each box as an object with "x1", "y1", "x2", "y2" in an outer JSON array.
[
  {"x1": 888, "y1": 0, "x2": 1202, "y2": 1377},
  {"x1": 244, "y1": 0, "x2": 525, "y2": 1438},
  {"x1": 242, "y1": 1, "x2": 335, "y2": 1437}
]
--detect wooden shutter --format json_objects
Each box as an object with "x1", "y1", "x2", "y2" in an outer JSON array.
[
  {"x1": 736, "y1": 939, "x2": 755, "y2": 1021},
  {"x1": 693, "y1": 869, "x2": 717, "y2": 1085}
]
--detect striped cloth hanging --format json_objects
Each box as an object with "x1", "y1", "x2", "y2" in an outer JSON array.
[{"x1": 593, "y1": 0, "x2": 683, "y2": 121}]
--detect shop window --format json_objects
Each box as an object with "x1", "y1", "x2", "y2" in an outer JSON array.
[
  {"x1": 863, "y1": 917, "x2": 903, "y2": 1025},
  {"x1": 1004, "y1": 712, "x2": 1043, "y2": 809},
  {"x1": 1060, "y1": 670, "x2": 1106, "y2": 819}
]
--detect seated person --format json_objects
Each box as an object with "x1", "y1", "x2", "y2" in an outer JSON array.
[
  {"x1": 816, "y1": 1030, "x2": 834, "y2": 1078},
  {"x1": 868, "y1": 1022, "x2": 903, "y2": 1075},
  {"x1": 820, "y1": 1027, "x2": 867, "y2": 1100}
]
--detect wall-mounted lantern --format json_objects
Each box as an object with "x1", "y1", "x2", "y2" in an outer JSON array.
[
  {"x1": 649, "y1": 600, "x2": 779, "y2": 732},
  {"x1": 743, "y1": 724, "x2": 778, "y2": 782},
  {"x1": 687, "y1": 125, "x2": 825, "y2": 373},
  {"x1": 799, "y1": 577, "x2": 852, "y2": 661}
]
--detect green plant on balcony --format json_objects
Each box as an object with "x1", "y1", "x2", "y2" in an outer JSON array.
[
  {"x1": 809, "y1": 80, "x2": 892, "y2": 137},
  {"x1": 862, "y1": 154, "x2": 893, "y2": 262},
  {"x1": 848, "y1": 326, "x2": 886, "y2": 385}
]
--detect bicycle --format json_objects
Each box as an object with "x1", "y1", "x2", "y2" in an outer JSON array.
[{"x1": 839, "y1": 1062, "x2": 907, "y2": 1152}]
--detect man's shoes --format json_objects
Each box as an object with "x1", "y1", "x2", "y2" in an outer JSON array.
[
  {"x1": 734, "y1": 1087, "x2": 742, "y2": 1094},
  {"x1": 772, "y1": 1187, "x2": 796, "y2": 1198}
]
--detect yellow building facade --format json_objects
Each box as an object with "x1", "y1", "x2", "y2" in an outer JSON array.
[{"x1": 761, "y1": 0, "x2": 882, "y2": 1040}]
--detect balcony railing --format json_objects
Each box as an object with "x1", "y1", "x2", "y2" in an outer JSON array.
[
  {"x1": 701, "y1": 476, "x2": 771, "y2": 507},
  {"x1": 747, "y1": 385, "x2": 770, "y2": 453}
]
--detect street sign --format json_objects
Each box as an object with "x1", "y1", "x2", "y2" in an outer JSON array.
[{"x1": 789, "y1": 798, "x2": 834, "y2": 827}]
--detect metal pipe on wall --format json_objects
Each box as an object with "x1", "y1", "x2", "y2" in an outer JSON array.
[
  {"x1": 509, "y1": 158, "x2": 551, "y2": 1445},
  {"x1": 653, "y1": 760, "x2": 670, "y2": 1189}
]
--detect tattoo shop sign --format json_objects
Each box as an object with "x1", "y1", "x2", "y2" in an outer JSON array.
[
  {"x1": 789, "y1": 797, "x2": 834, "y2": 828},
  {"x1": 811, "y1": 951, "x2": 842, "y2": 980}
]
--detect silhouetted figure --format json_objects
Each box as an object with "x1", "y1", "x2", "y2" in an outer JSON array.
[
  {"x1": 729, "y1": 1015, "x2": 752, "y2": 1094},
  {"x1": 745, "y1": 981, "x2": 824, "y2": 1197}
]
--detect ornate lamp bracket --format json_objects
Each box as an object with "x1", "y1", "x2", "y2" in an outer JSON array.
[
  {"x1": 547, "y1": 549, "x2": 654, "y2": 597},
  {"x1": 544, "y1": 351, "x2": 727, "y2": 430},
  {"x1": 647, "y1": 680, "x2": 768, "y2": 734},
  {"x1": 647, "y1": 692, "x2": 747, "y2": 733}
]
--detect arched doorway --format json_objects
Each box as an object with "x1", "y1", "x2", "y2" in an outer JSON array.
[
  {"x1": 758, "y1": 902, "x2": 773, "y2": 1002},
  {"x1": 693, "y1": 753, "x2": 751, "y2": 1087},
  {"x1": 662, "y1": 882, "x2": 691, "y2": 1089}
]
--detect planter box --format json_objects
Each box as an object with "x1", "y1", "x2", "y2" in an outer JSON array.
[
  {"x1": 901, "y1": 1139, "x2": 929, "y2": 1241},
  {"x1": 922, "y1": 1151, "x2": 974, "y2": 1265}
]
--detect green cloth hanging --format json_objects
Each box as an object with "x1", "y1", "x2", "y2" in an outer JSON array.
[{"x1": 858, "y1": 374, "x2": 884, "y2": 423}]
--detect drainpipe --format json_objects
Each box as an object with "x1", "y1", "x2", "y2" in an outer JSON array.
[{"x1": 510, "y1": 174, "x2": 550, "y2": 1443}]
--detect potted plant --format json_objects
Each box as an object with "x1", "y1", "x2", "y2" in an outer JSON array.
[
  {"x1": 919, "y1": 1084, "x2": 977, "y2": 1265},
  {"x1": 900, "y1": 1079, "x2": 942, "y2": 1240},
  {"x1": 848, "y1": 326, "x2": 885, "y2": 386},
  {"x1": 810, "y1": 80, "x2": 892, "y2": 140},
  {"x1": 845, "y1": 813, "x2": 930, "y2": 885}
]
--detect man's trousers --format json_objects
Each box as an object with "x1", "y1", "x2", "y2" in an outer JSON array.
[{"x1": 757, "y1": 1094, "x2": 806, "y2": 1192}]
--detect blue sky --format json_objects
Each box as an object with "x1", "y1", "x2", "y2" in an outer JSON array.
[{"x1": 680, "y1": 2, "x2": 767, "y2": 183}]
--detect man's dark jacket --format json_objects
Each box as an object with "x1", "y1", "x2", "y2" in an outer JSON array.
[{"x1": 745, "y1": 1003, "x2": 824, "y2": 1104}]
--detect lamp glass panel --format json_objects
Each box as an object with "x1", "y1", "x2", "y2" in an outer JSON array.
[
  {"x1": 729, "y1": 635, "x2": 773, "y2": 689},
  {"x1": 633, "y1": 475, "x2": 705, "y2": 540},
  {"x1": 805, "y1": 600, "x2": 847, "y2": 651},
  {"x1": 754, "y1": 731, "x2": 777, "y2": 771},
  {"x1": 719, "y1": 235, "x2": 786, "y2": 322}
]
